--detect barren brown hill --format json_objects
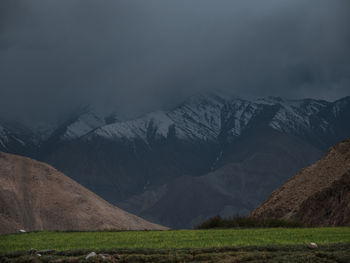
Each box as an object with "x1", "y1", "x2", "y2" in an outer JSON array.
[
  {"x1": 295, "y1": 171, "x2": 350, "y2": 226},
  {"x1": 0, "y1": 152, "x2": 166, "y2": 234},
  {"x1": 250, "y1": 139, "x2": 350, "y2": 226}
]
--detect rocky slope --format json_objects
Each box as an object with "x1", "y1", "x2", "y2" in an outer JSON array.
[
  {"x1": 295, "y1": 171, "x2": 350, "y2": 226},
  {"x1": 250, "y1": 139, "x2": 350, "y2": 226},
  {"x1": 0, "y1": 152, "x2": 165, "y2": 234}
]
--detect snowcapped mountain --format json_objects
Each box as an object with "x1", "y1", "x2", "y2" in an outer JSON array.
[
  {"x1": 2, "y1": 94, "x2": 348, "y2": 152},
  {"x1": 82, "y1": 94, "x2": 350, "y2": 150},
  {"x1": 1, "y1": 93, "x2": 349, "y2": 228},
  {"x1": 33, "y1": 106, "x2": 110, "y2": 158},
  {"x1": 92, "y1": 93, "x2": 229, "y2": 143},
  {"x1": 267, "y1": 99, "x2": 329, "y2": 133},
  {"x1": 60, "y1": 109, "x2": 106, "y2": 141},
  {"x1": 0, "y1": 106, "x2": 108, "y2": 157},
  {"x1": 219, "y1": 96, "x2": 349, "y2": 148}
]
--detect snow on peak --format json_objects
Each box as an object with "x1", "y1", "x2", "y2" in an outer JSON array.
[
  {"x1": 61, "y1": 110, "x2": 106, "y2": 141},
  {"x1": 267, "y1": 98, "x2": 329, "y2": 133},
  {"x1": 168, "y1": 93, "x2": 228, "y2": 140},
  {"x1": 221, "y1": 99, "x2": 262, "y2": 137},
  {"x1": 94, "y1": 111, "x2": 173, "y2": 142},
  {"x1": 60, "y1": 94, "x2": 346, "y2": 145},
  {"x1": 221, "y1": 97, "x2": 332, "y2": 139},
  {"x1": 93, "y1": 94, "x2": 228, "y2": 143},
  {"x1": 1, "y1": 94, "x2": 346, "y2": 151}
]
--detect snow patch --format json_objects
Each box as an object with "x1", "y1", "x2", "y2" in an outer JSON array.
[
  {"x1": 62, "y1": 112, "x2": 105, "y2": 141},
  {"x1": 94, "y1": 94, "x2": 227, "y2": 143}
]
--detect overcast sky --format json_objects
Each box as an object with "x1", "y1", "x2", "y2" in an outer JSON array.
[{"x1": 1, "y1": 0, "x2": 349, "y2": 121}]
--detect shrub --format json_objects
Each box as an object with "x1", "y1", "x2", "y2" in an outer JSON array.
[{"x1": 195, "y1": 215, "x2": 303, "y2": 229}]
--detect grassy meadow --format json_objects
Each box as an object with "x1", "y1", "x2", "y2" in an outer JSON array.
[{"x1": 1, "y1": 227, "x2": 349, "y2": 253}]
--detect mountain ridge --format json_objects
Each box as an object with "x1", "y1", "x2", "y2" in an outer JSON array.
[
  {"x1": 1, "y1": 94, "x2": 349, "y2": 152},
  {"x1": 0, "y1": 93, "x2": 349, "y2": 228}
]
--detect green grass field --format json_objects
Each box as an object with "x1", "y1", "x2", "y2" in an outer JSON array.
[
  {"x1": 1, "y1": 228, "x2": 350, "y2": 262},
  {"x1": 1, "y1": 228, "x2": 349, "y2": 253}
]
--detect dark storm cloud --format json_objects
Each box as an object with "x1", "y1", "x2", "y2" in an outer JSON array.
[{"x1": 0, "y1": 0, "x2": 349, "y2": 121}]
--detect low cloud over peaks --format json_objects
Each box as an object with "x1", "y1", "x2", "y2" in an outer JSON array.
[{"x1": 0, "y1": 0, "x2": 349, "y2": 121}]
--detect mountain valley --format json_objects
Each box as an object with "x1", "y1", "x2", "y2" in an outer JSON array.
[{"x1": 1, "y1": 93, "x2": 349, "y2": 228}]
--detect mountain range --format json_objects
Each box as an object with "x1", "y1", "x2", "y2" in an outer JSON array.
[{"x1": 1, "y1": 93, "x2": 349, "y2": 228}]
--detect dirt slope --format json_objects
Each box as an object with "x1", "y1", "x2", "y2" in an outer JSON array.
[
  {"x1": 295, "y1": 171, "x2": 350, "y2": 226},
  {"x1": 250, "y1": 139, "x2": 350, "y2": 226},
  {"x1": 0, "y1": 152, "x2": 166, "y2": 234}
]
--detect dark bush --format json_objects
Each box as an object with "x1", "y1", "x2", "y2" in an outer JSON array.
[{"x1": 195, "y1": 215, "x2": 303, "y2": 229}]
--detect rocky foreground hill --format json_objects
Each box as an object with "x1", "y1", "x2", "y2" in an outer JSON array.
[
  {"x1": 0, "y1": 152, "x2": 166, "y2": 234},
  {"x1": 250, "y1": 139, "x2": 350, "y2": 226}
]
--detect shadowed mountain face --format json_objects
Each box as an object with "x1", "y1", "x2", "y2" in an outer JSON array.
[
  {"x1": 0, "y1": 94, "x2": 349, "y2": 228},
  {"x1": 0, "y1": 152, "x2": 166, "y2": 234},
  {"x1": 118, "y1": 128, "x2": 322, "y2": 228},
  {"x1": 250, "y1": 139, "x2": 350, "y2": 227}
]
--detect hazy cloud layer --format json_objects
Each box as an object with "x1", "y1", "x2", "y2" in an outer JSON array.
[{"x1": 1, "y1": 0, "x2": 349, "y2": 121}]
